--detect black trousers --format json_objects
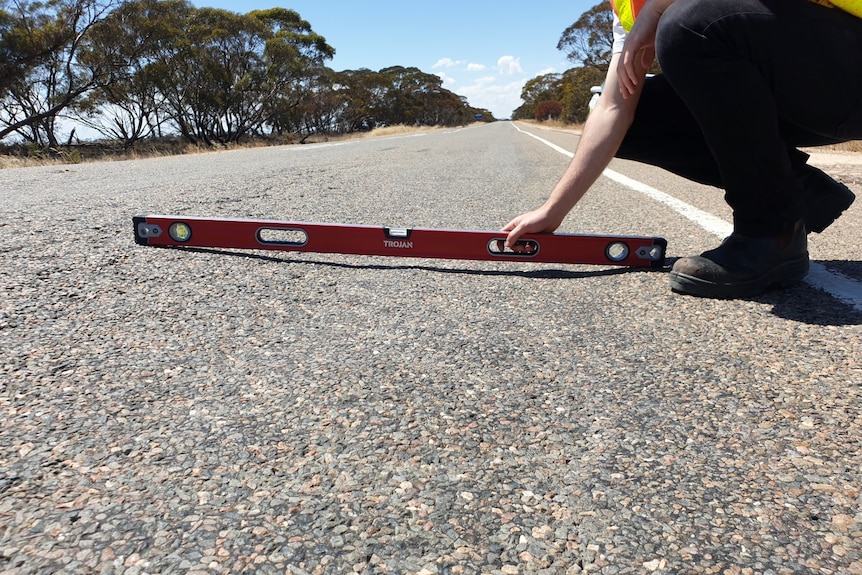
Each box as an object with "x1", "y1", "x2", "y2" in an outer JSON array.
[{"x1": 616, "y1": 0, "x2": 862, "y2": 236}]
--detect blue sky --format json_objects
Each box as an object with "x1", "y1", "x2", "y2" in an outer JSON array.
[{"x1": 192, "y1": 0, "x2": 600, "y2": 118}]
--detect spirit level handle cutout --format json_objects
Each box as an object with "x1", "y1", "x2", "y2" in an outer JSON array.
[
  {"x1": 487, "y1": 238, "x2": 539, "y2": 257},
  {"x1": 257, "y1": 227, "x2": 309, "y2": 246}
]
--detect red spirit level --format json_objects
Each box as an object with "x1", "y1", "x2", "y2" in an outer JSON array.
[{"x1": 133, "y1": 215, "x2": 667, "y2": 269}]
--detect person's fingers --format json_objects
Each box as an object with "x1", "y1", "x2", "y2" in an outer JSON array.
[
  {"x1": 505, "y1": 222, "x2": 526, "y2": 249},
  {"x1": 640, "y1": 46, "x2": 655, "y2": 71},
  {"x1": 618, "y1": 50, "x2": 638, "y2": 97},
  {"x1": 501, "y1": 217, "x2": 519, "y2": 232}
]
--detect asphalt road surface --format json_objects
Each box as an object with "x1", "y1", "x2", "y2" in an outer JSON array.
[{"x1": 2, "y1": 122, "x2": 861, "y2": 574}]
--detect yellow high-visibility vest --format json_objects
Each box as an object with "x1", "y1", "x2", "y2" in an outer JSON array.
[
  {"x1": 611, "y1": 0, "x2": 862, "y2": 32},
  {"x1": 812, "y1": 0, "x2": 862, "y2": 17},
  {"x1": 610, "y1": 0, "x2": 645, "y2": 32}
]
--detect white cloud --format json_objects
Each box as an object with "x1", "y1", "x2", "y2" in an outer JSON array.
[
  {"x1": 435, "y1": 71, "x2": 457, "y2": 87},
  {"x1": 458, "y1": 77, "x2": 528, "y2": 119},
  {"x1": 432, "y1": 58, "x2": 464, "y2": 69},
  {"x1": 434, "y1": 59, "x2": 487, "y2": 73},
  {"x1": 431, "y1": 55, "x2": 529, "y2": 118},
  {"x1": 496, "y1": 56, "x2": 523, "y2": 75}
]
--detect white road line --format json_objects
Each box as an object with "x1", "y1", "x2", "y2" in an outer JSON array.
[
  {"x1": 806, "y1": 263, "x2": 862, "y2": 310},
  {"x1": 515, "y1": 123, "x2": 862, "y2": 310},
  {"x1": 601, "y1": 169, "x2": 733, "y2": 238}
]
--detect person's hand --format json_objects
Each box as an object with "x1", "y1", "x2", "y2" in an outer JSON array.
[
  {"x1": 618, "y1": 1, "x2": 664, "y2": 98},
  {"x1": 502, "y1": 206, "x2": 564, "y2": 249}
]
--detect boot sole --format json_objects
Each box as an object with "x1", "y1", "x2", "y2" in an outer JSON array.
[{"x1": 669, "y1": 256, "x2": 810, "y2": 299}]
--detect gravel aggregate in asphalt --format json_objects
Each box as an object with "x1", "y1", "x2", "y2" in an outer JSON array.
[{"x1": 2, "y1": 123, "x2": 862, "y2": 574}]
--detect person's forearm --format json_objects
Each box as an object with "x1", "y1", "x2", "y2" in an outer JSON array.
[
  {"x1": 542, "y1": 56, "x2": 641, "y2": 219},
  {"x1": 502, "y1": 54, "x2": 645, "y2": 246},
  {"x1": 544, "y1": 107, "x2": 630, "y2": 215}
]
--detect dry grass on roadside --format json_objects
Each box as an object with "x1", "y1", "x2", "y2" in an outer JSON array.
[
  {"x1": 363, "y1": 124, "x2": 445, "y2": 138},
  {"x1": 301, "y1": 124, "x2": 446, "y2": 144},
  {"x1": 529, "y1": 119, "x2": 576, "y2": 130},
  {"x1": 0, "y1": 137, "x2": 240, "y2": 169},
  {"x1": 0, "y1": 155, "x2": 43, "y2": 169},
  {"x1": 0, "y1": 124, "x2": 449, "y2": 169},
  {"x1": 815, "y1": 140, "x2": 862, "y2": 153}
]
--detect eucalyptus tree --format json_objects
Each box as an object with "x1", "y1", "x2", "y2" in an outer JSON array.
[
  {"x1": 329, "y1": 68, "x2": 391, "y2": 133},
  {"x1": 0, "y1": 0, "x2": 120, "y2": 145},
  {"x1": 377, "y1": 66, "x2": 457, "y2": 126},
  {"x1": 144, "y1": 6, "x2": 335, "y2": 144},
  {"x1": 251, "y1": 7, "x2": 334, "y2": 139},
  {"x1": 557, "y1": 1, "x2": 615, "y2": 71},
  {"x1": 514, "y1": 2, "x2": 632, "y2": 123},
  {"x1": 75, "y1": 0, "x2": 190, "y2": 145},
  {"x1": 557, "y1": 66, "x2": 606, "y2": 123},
  {"x1": 512, "y1": 73, "x2": 563, "y2": 120}
]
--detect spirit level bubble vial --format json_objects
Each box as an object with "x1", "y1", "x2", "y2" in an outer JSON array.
[{"x1": 168, "y1": 222, "x2": 192, "y2": 242}]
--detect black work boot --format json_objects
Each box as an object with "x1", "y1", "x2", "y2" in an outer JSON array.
[
  {"x1": 800, "y1": 166, "x2": 855, "y2": 233},
  {"x1": 669, "y1": 219, "x2": 809, "y2": 299}
]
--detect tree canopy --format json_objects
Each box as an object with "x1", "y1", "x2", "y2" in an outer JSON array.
[
  {"x1": 514, "y1": 1, "x2": 662, "y2": 124},
  {"x1": 0, "y1": 0, "x2": 657, "y2": 149},
  {"x1": 557, "y1": 2, "x2": 615, "y2": 72},
  {"x1": 0, "y1": 0, "x2": 494, "y2": 148},
  {"x1": 513, "y1": 1, "x2": 613, "y2": 124}
]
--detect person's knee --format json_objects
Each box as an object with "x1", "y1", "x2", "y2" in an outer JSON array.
[
  {"x1": 655, "y1": 0, "x2": 701, "y2": 71},
  {"x1": 656, "y1": 0, "x2": 772, "y2": 69}
]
